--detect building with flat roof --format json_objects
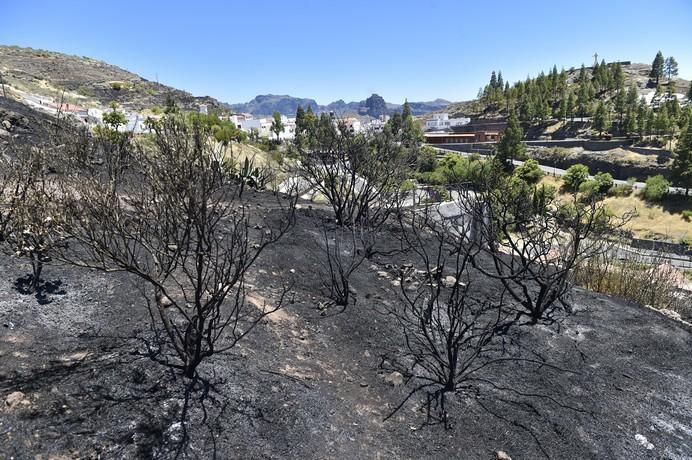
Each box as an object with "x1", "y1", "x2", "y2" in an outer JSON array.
[
  {"x1": 424, "y1": 119, "x2": 506, "y2": 144},
  {"x1": 425, "y1": 113, "x2": 470, "y2": 131}
]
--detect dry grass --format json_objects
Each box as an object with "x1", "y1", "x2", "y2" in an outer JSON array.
[
  {"x1": 603, "y1": 148, "x2": 653, "y2": 164},
  {"x1": 542, "y1": 121, "x2": 564, "y2": 134},
  {"x1": 539, "y1": 176, "x2": 691, "y2": 242},
  {"x1": 223, "y1": 142, "x2": 272, "y2": 166},
  {"x1": 603, "y1": 194, "x2": 691, "y2": 242}
]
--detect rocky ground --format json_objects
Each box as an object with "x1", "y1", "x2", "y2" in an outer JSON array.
[
  {"x1": 0, "y1": 96, "x2": 57, "y2": 144},
  {"x1": 0, "y1": 195, "x2": 691, "y2": 459}
]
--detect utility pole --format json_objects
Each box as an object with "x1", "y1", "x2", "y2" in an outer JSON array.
[{"x1": 593, "y1": 52, "x2": 599, "y2": 66}]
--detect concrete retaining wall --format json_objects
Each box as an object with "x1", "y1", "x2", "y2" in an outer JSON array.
[{"x1": 630, "y1": 238, "x2": 692, "y2": 256}]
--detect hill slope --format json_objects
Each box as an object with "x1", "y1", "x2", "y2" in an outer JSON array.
[
  {"x1": 443, "y1": 62, "x2": 691, "y2": 118},
  {"x1": 0, "y1": 44, "x2": 222, "y2": 111},
  {"x1": 0, "y1": 198, "x2": 690, "y2": 458}
]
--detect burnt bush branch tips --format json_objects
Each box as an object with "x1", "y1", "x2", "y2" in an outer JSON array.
[
  {"x1": 384, "y1": 204, "x2": 509, "y2": 427},
  {"x1": 1, "y1": 141, "x2": 67, "y2": 294},
  {"x1": 59, "y1": 115, "x2": 296, "y2": 378},
  {"x1": 457, "y1": 178, "x2": 631, "y2": 325}
]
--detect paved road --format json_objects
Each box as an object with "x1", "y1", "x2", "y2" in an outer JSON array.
[{"x1": 611, "y1": 244, "x2": 692, "y2": 269}]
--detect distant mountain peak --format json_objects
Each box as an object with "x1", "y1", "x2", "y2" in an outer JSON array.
[{"x1": 228, "y1": 94, "x2": 451, "y2": 117}]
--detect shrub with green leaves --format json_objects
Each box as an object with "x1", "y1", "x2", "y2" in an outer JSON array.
[
  {"x1": 513, "y1": 159, "x2": 544, "y2": 184},
  {"x1": 578, "y1": 180, "x2": 600, "y2": 199},
  {"x1": 562, "y1": 164, "x2": 590, "y2": 191},
  {"x1": 580, "y1": 172, "x2": 614, "y2": 200},
  {"x1": 593, "y1": 172, "x2": 614, "y2": 194},
  {"x1": 607, "y1": 183, "x2": 633, "y2": 197},
  {"x1": 643, "y1": 175, "x2": 670, "y2": 201},
  {"x1": 416, "y1": 146, "x2": 438, "y2": 173}
]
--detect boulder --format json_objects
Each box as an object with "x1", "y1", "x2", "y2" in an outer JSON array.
[
  {"x1": 5, "y1": 391, "x2": 26, "y2": 408},
  {"x1": 1, "y1": 120, "x2": 11, "y2": 130},
  {"x1": 384, "y1": 371, "x2": 403, "y2": 386},
  {"x1": 155, "y1": 291, "x2": 174, "y2": 308},
  {"x1": 496, "y1": 451, "x2": 512, "y2": 460},
  {"x1": 0, "y1": 128, "x2": 9, "y2": 139},
  {"x1": 442, "y1": 275, "x2": 457, "y2": 288}
]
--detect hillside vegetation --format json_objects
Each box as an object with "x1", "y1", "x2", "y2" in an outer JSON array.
[
  {"x1": 0, "y1": 45, "x2": 221, "y2": 111},
  {"x1": 447, "y1": 57, "x2": 691, "y2": 126}
]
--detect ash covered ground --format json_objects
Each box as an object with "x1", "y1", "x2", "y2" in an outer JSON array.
[{"x1": 0, "y1": 194, "x2": 690, "y2": 459}]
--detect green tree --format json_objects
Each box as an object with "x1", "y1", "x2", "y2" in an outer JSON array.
[
  {"x1": 566, "y1": 91, "x2": 576, "y2": 122},
  {"x1": 295, "y1": 106, "x2": 306, "y2": 130},
  {"x1": 650, "y1": 51, "x2": 665, "y2": 85},
  {"x1": 402, "y1": 99, "x2": 412, "y2": 119},
  {"x1": 495, "y1": 114, "x2": 525, "y2": 170},
  {"x1": 655, "y1": 106, "x2": 671, "y2": 137},
  {"x1": 513, "y1": 159, "x2": 544, "y2": 184},
  {"x1": 401, "y1": 114, "x2": 423, "y2": 150},
  {"x1": 270, "y1": 111, "x2": 284, "y2": 142},
  {"x1": 637, "y1": 103, "x2": 648, "y2": 138},
  {"x1": 103, "y1": 102, "x2": 128, "y2": 131},
  {"x1": 614, "y1": 89, "x2": 626, "y2": 125},
  {"x1": 687, "y1": 85, "x2": 692, "y2": 103},
  {"x1": 164, "y1": 94, "x2": 179, "y2": 114},
  {"x1": 388, "y1": 112, "x2": 403, "y2": 134},
  {"x1": 626, "y1": 86, "x2": 639, "y2": 109},
  {"x1": 672, "y1": 121, "x2": 692, "y2": 195},
  {"x1": 664, "y1": 56, "x2": 679, "y2": 81},
  {"x1": 613, "y1": 63, "x2": 625, "y2": 90},
  {"x1": 592, "y1": 101, "x2": 611, "y2": 136},
  {"x1": 563, "y1": 164, "x2": 590, "y2": 191},
  {"x1": 643, "y1": 174, "x2": 670, "y2": 201},
  {"x1": 577, "y1": 80, "x2": 593, "y2": 117},
  {"x1": 623, "y1": 108, "x2": 636, "y2": 137},
  {"x1": 558, "y1": 96, "x2": 568, "y2": 122},
  {"x1": 646, "y1": 109, "x2": 656, "y2": 138},
  {"x1": 592, "y1": 172, "x2": 614, "y2": 194}
]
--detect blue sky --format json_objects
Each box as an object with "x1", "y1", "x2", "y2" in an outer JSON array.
[{"x1": 2, "y1": 0, "x2": 691, "y2": 105}]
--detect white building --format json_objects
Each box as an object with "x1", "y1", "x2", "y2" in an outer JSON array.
[
  {"x1": 239, "y1": 115, "x2": 295, "y2": 141},
  {"x1": 425, "y1": 113, "x2": 470, "y2": 131},
  {"x1": 339, "y1": 117, "x2": 362, "y2": 133},
  {"x1": 363, "y1": 119, "x2": 386, "y2": 132}
]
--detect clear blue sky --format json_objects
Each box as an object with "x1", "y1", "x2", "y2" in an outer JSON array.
[{"x1": 2, "y1": 0, "x2": 691, "y2": 105}]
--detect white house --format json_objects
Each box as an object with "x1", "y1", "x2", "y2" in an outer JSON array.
[
  {"x1": 363, "y1": 119, "x2": 386, "y2": 132},
  {"x1": 425, "y1": 113, "x2": 470, "y2": 131},
  {"x1": 239, "y1": 115, "x2": 296, "y2": 141},
  {"x1": 339, "y1": 117, "x2": 362, "y2": 133}
]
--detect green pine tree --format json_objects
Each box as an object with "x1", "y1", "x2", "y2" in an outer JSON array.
[
  {"x1": 402, "y1": 99, "x2": 412, "y2": 119},
  {"x1": 650, "y1": 51, "x2": 665, "y2": 85},
  {"x1": 672, "y1": 121, "x2": 692, "y2": 195},
  {"x1": 495, "y1": 114, "x2": 525, "y2": 170},
  {"x1": 664, "y1": 56, "x2": 679, "y2": 81},
  {"x1": 592, "y1": 101, "x2": 611, "y2": 137}
]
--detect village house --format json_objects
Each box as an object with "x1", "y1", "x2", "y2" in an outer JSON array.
[
  {"x1": 238, "y1": 114, "x2": 296, "y2": 140},
  {"x1": 425, "y1": 113, "x2": 470, "y2": 130},
  {"x1": 339, "y1": 117, "x2": 362, "y2": 133}
]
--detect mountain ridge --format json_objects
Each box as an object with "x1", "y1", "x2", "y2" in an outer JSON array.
[{"x1": 227, "y1": 94, "x2": 451, "y2": 117}]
